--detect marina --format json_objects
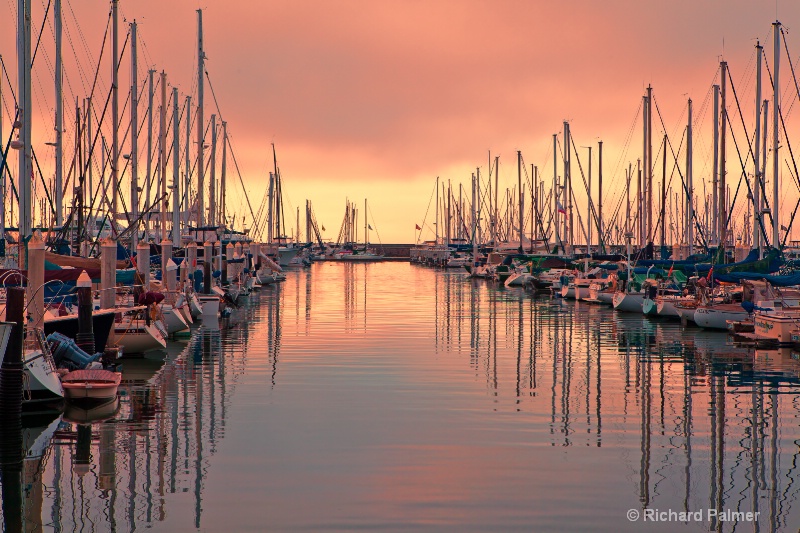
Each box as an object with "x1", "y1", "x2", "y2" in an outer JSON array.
[{"x1": 5, "y1": 0, "x2": 800, "y2": 531}]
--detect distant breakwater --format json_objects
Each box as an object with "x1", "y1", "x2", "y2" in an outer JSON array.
[{"x1": 379, "y1": 244, "x2": 412, "y2": 258}]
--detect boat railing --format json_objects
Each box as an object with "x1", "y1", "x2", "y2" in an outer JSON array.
[{"x1": 24, "y1": 327, "x2": 58, "y2": 374}]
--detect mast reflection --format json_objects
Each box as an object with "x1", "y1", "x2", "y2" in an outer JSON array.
[
  {"x1": 433, "y1": 270, "x2": 800, "y2": 531},
  {"x1": 0, "y1": 293, "x2": 265, "y2": 532}
]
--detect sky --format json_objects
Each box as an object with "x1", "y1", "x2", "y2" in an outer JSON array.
[{"x1": 2, "y1": 0, "x2": 800, "y2": 244}]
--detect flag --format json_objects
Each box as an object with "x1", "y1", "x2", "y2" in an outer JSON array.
[
  {"x1": 415, "y1": 224, "x2": 422, "y2": 230},
  {"x1": 321, "y1": 225, "x2": 326, "y2": 231},
  {"x1": 668, "y1": 263, "x2": 674, "y2": 277},
  {"x1": 706, "y1": 265, "x2": 713, "y2": 281},
  {"x1": 556, "y1": 202, "x2": 566, "y2": 214},
  {"x1": 368, "y1": 224, "x2": 373, "y2": 230}
]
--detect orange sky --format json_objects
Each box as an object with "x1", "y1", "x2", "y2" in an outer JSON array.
[{"x1": 2, "y1": 1, "x2": 800, "y2": 243}]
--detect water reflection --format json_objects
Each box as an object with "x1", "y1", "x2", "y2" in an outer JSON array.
[
  {"x1": 433, "y1": 272, "x2": 800, "y2": 531},
  {"x1": 0, "y1": 296, "x2": 258, "y2": 532},
  {"x1": 4, "y1": 264, "x2": 800, "y2": 531}
]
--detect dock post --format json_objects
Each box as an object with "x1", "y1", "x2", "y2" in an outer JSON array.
[
  {"x1": 224, "y1": 242, "x2": 233, "y2": 285},
  {"x1": 0, "y1": 287, "x2": 25, "y2": 419},
  {"x1": 203, "y1": 241, "x2": 213, "y2": 294},
  {"x1": 187, "y1": 240, "x2": 198, "y2": 291},
  {"x1": 100, "y1": 238, "x2": 117, "y2": 310},
  {"x1": 161, "y1": 239, "x2": 173, "y2": 292},
  {"x1": 27, "y1": 231, "x2": 45, "y2": 330},
  {"x1": 0, "y1": 286, "x2": 26, "y2": 530},
  {"x1": 137, "y1": 240, "x2": 150, "y2": 288},
  {"x1": 249, "y1": 242, "x2": 258, "y2": 273},
  {"x1": 76, "y1": 270, "x2": 95, "y2": 354},
  {"x1": 234, "y1": 242, "x2": 243, "y2": 281},
  {"x1": 179, "y1": 258, "x2": 188, "y2": 290}
]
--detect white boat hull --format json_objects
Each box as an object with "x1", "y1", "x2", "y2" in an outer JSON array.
[
  {"x1": 505, "y1": 273, "x2": 532, "y2": 287},
  {"x1": 278, "y1": 247, "x2": 301, "y2": 267},
  {"x1": 162, "y1": 305, "x2": 190, "y2": 335},
  {"x1": 694, "y1": 307, "x2": 750, "y2": 330},
  {"x1": 612, "y1": 291, "x2": 644, "y2": 313},
  {"x1": 675, "y1": 305, "x2": 697, "y2": 324},
  {"x1": 198, "y1": 295, "x2": 220, "y2": 317},
  {"x1": 112, "y1": 323, "x2": 167, "y2": 354},
  {"x1": 179, "y1": 302, "x2": 194, "y2": 325},
  {"x1": 24, "y1": 349, "x2": 65, "y2": 400},
  {"x1": 189, "y1": 293, "x2": 203, "y2": 318},
  {"x1": 655, "y1": 297, "x2": 685, "y2": 318}
]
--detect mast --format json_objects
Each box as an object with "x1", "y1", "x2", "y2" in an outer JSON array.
[
  {"x1": 130, "y1": 21, "x2": 138, "y2": 251},
  {"x1": 712, "y1": 84, "x2": 719, "y2": 246},
  {"x1": 146, "y1": 69, "x2": 154, "y2": 236},
  {"x1": 160, "y1": 71, "x2": 167, "y2": 241},
  {"x1": 587, "y1": 146, "x2": 592, "y2": 256},
  {"x1": 626, "y1": 164, "x2": 631, "y2": 238},
  {"x1": 172, "y1": 87, "x2": 180, "y2": 245},
  {"x1": 687, "y1": 99, "x2": 694, "y2": 255},
  {"x1": 111, "y1": 0, "x2": 119, "y2": 230},
  {"x1": 487, "y1": 152, "x2": 492, "y2": 243},
  {"x1": 598, "y1": 141, "x2": 603, "y2": 252},
  {"x1": 472, "y1": 172, "x2": 477, "y2": 268},
  {"x1": 564, "y1": 121, "x2": 572, "y2": 252},
  {"x1": 660, "y1": 134, "x2": 667, "y2": 256},
  {"x1": 494, "y1": 155, "x2": 499, "y2": 245},
  {"x1": 476, "y1": 168, "x2": 481, "y2": 245},
  {"x1": 517, "y1": 150, "x2": 523, "y2": 252},
  {"x1": 532, "y1": 164, "x2": 537, "y2": 243},
  {"x1": 719, "y1": 61, "x2": 728, "y2": 254},
  {"x1": 75, "y1": 99, "x2": 84, "y2": 255},
  {"x1": 637, "y1": 159, "x2": 642, "y2": 245},
  {"x1": 196, "y1": 9, "x2": 205, "y2": 227},
  {"x1": 54, "y1": 0, "x2": 63, "y2": 226},
  {"x1": 645, "y1": 85, "x2": 655, "y2": 245},
  {"x1": 753, "y1": 42, "x2": 763, "y2": 256},
  {"x1": 221, "y1": 121, "x2": 227, "y2": 226},
  {"x1": 762, "y1": 99, "x2": 769, "y2": 248},
  {"x1": 101, "y1": 135, "x2": 106, "y2": 213},
  {"x1": 272, "y1": 144, "x2": 279, "y2": 241},
  {"x1": 364, "y1": 198, "x2": 368, "y2": 246},
  {"x1": 458, "y1": 183, "x2": 462, "y2": 241},
  {"x1": 17, "y1": 0, "x2": 32, "y2": 259},
  {"x1": 641, "y1": 93, "x2": 647, "y2": 247},
  {"x1": 773, "y1": 20, "x2": 781, "y2": 249},
  {"x1": 209, "y1": 114, "x2": 216, "y2": 227},
  {"x1": 267, "y1": 172, "x2": 274, "y2": 243},
  {"x1": 435, "y1": 176, "x2": 439, "y2": 244},
  {"x1": 446, "y1": 180, "x2": 451, "y2": 246},
  {"x1": 85, "y1": 97, "x2": 92, "y2": 218},
  {"x1": 305, "y1": 200, "x2": 310, "y2": 243},
  {"x1": 184, "y1": 95, "x2": 190, "y2": 224},
  {"x1": 553, "y1": 133, "x2": 559, "y2": 251}
]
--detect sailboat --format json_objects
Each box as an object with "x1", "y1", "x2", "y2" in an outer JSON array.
[{"x1": 338, "y1": 199, "x2": 384, "y2": 261}]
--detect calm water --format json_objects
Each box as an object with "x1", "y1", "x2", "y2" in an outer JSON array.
[{"x1": 3, "y1": 262, "x2": 800, "y2": 532}]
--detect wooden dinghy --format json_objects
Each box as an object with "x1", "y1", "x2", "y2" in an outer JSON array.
[{"x1": 61, "y1": 369, "x2": 122, "y2": 401}]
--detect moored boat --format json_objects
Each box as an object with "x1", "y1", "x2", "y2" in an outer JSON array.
[
  {"x1": 61, "y1": 369, "x2": 122, "y2": 401},
  {"x1": 694, "y1": 303, "x2": 750, "y2": 330}
]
